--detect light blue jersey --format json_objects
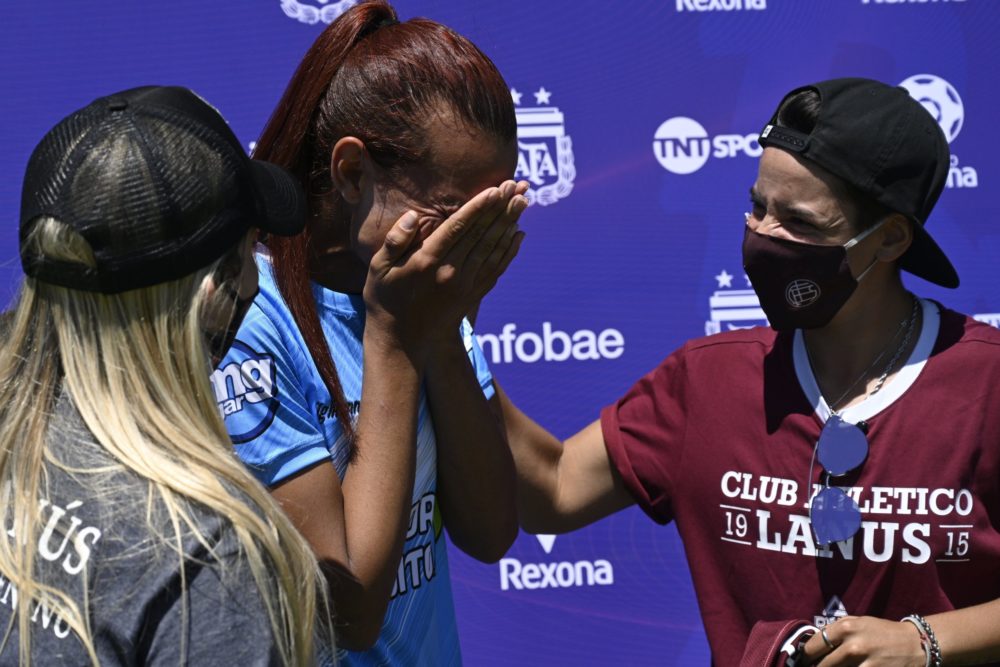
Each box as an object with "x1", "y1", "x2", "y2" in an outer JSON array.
[{"x1": 212, "y1": 258, "x2": 494, "y2": 666}]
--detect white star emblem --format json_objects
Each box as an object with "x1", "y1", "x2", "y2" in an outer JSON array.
[
  {"x1": 744, "y1": 273, "x2": 753, "y2": 287},
  {"x1": 715, "y1": 270, "x2": 734, "y2": 289},
  {"x1": 510, "y1": 88, "x2": 522, "y2": 105},
  {"x1": 534, "y1": 87, "x2": 552, "y2": 105}
]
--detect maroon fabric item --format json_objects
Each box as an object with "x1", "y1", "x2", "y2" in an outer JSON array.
[
  {"x1": 601, "y1": 307, "x2": 1000, "y2": 666},
  {"x1": 742, "y1": 227, "x2": 859, "y2": 331},
  {"x1": 740, "y1": 620, "x2": 809, "y2": 667}
]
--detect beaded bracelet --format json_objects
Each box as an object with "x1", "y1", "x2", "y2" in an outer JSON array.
[{"x1": 900, "y1": 615, "x2": 942, "y2": 667}]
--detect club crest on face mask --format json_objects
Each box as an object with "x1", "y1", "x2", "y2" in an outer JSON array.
[
  {"x1": 742, "y1": 217, "x2": 884, "y2": 331},
  {"x1": 785, "y1": 280, "x2": 821, "y2": 309}
]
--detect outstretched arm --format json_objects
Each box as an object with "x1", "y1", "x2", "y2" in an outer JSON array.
[{"x1": 494, "y1": 382, "x2": 635, "y2": 535}]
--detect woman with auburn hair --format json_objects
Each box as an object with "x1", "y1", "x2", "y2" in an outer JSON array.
[
  {"x1": 0, "y1": 85, "x2": 326, "y2": 665},
  {"x1": 215, "y1": 0, "x2": 526, "y2": 663}
]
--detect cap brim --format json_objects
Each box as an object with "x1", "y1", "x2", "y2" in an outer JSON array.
[
  {"x1": 250, "y1": 160, "x2": 307, "y2": 237},
  {"x1": 900, "y1": 222, "x2": 959, "y2": 288}
]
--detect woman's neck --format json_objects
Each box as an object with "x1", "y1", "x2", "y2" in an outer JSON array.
[
  {"x1": 304, "y1": 214, "x2": 368, "y2": 295},
  {"x1": 802, "y1": 274, "x2": 920, "y2": 412},
  {"x1": 308, "y1": 246, "x2": 368, "y2": 295}
]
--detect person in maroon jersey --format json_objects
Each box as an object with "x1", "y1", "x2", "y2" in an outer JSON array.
[{"x1": 500, "y1": 78, "x2": 1000, "y2": 666}]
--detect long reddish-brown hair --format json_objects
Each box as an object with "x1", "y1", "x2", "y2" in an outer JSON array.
[{"x1": 252, "y1": 1, "x2": 516, "y2": 443}]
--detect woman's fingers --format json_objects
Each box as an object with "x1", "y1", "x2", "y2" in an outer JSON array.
[
  {"x1": 420, "y1": 187, "x2": 504, "y2": 262},
  {"x1": 472, "y1": 229, "x2": 525, "y2": 300},
  {"x1": 460, "y1": 194, "x2": 528, "y2": 279},
  {"x1": 370, "y1": 211, "x2": 419, "y2": 276}
]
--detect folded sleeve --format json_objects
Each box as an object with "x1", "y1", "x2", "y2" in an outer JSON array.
[
  {"x1": 600, "y1": 346, "x2": 691, "y2": 525},
  {"x1": 212, "y1": 303, "x2": 332, "y2": 486},
  {"x1": 462, "y1": 319, "x2": 495, "y2": 400}
]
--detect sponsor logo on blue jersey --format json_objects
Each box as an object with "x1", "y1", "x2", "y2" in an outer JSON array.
[{"x1": 211, "y1": 341, "x2": 279, "y2": 443}]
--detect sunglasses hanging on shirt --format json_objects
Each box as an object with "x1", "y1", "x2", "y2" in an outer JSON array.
[
  {"x1": 808, "y1": 416, "x2": 868, "y2": 544},
  {"x1": 806, "y1": 296, "x2": 920, "y2": 545}
]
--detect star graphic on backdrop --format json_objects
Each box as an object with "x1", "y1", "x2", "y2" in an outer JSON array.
[
  {"x1": 534, "y1": 87, "x2": 552, "y2": 105},
  {"x1": 715, "y1": 270, "x2": 734, "y2": 289},
  {"x1": 744, "y1": 273, "x2": 753, "y2": 287},
  {"x1": 510, "y1": 88, "x2": 522, "y2": 105}
]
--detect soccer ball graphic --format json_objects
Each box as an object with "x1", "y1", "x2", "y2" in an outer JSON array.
[{"x1": 898, "y1": 74, "x2": 964, "y2": 144}]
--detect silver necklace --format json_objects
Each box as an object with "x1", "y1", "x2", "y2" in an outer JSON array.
[{"x1": 814, "y1": 296, "x2": 920, "y2": 413}]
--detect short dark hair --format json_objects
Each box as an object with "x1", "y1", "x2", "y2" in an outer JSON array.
[{"x1": 775, "y1": 90, "x2": 894, "y2": 231}]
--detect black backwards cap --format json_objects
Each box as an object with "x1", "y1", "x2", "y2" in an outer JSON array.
[
  {"x1": 758, "y1": 77, "x2": 958, "y2": 288},
  {"x1": 20, "y1": 86, "x2": 306, "y2": 294}
]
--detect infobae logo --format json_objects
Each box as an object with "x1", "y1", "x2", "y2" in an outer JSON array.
[
  {"x1": 676, "y1": 0, "x2": 766, "y2": 10},
  {"x1": 653, "y1": 117, "x2": 762, "y2": 175},
  {"x1": 499, "y1": 534, "x2": 614, "y2": 591},
  {"x1": 476, "y1": 322, "x2": 624, "y2": 364}
]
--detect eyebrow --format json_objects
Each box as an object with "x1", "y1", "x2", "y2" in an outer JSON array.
[
  {"x1": 428, "y1": 193, "x2": 465, "y2": 210},
  {"x1": 749, "y1": 186, "x2": 825, "y2": 225}
]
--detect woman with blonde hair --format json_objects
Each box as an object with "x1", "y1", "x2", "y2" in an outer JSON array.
[
  {"x1": 0, "y1": 85, "x2": 327, "y2": 665},
  {"x1": 0, "y1": 85, "x2": 335, "y2": 665}
]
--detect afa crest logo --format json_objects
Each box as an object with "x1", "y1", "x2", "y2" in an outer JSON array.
[
  {"x1": 280, "y1": 0, "x2": 358, "y2": 25},
  {"x1": 512, "y1": 87, "x2": 576, "y2": 206},
  {"x1": 705, "y1": 269, "x2": 768, "y2": 335}
]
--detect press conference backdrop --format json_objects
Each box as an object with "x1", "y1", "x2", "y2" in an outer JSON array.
[{"x1": 2, "y1": 1, "x2": 997, "y2": 663}]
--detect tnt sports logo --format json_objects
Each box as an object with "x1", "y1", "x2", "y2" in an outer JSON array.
[
  {"x1": 676, "y1": 0, "x2": 766, "y2": 10},
  {"x1": 899, "y1": 74, "x2": 963, "y2": 143},
  {"x1": 898, "y1": 74, "x2": 979, "y2": 189},
  {"x1": 211, "y1": 342, "x2": 279, "y2": 443},
  {"x1": 279, "y1": 0, "x2": 358, "y2": 25},
  {"x1": 512, "y1": 87, "x2": 576, "y2": 206},
  {"x1": 785, "y1": 280, "x2": 821, "y2": 309},
  {"x1": 499, "y1": 534, "x2": 614, "y2": 591},
  {"x1": 653, "y1": 117, "x2": 761, "y2": 175}
]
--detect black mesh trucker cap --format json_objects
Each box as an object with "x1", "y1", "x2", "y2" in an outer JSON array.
[
  {"x1": 20, "y1": 85, "x2": 306, "y2": 294},
  {"x1": 758, "y1": 77, "x2": 958, "y2": 288}
]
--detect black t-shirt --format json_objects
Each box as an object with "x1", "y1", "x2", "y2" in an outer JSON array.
[{"x1": 0, "y1": 391, "x2": 281, "y2": 665}]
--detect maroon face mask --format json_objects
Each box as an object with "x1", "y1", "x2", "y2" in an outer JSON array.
[{"x1": 742, "y1": 221, "x2": 882, "y2": 331}]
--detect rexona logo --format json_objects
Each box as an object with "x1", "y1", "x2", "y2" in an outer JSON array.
[
  {"x1": 898, "y1": 74, "x2": 978, "y2": 189},
  {"x1": 279, "y1": 0, "x2": 358, "y2": 25},
  {"x1": 862, "y1": 0, "x2": 964, "y2": 4},
  {"x1": 476, "y1": 323, "x2": 624, "y2": 364},
  {"x1": 512, "y1": 87, "x2": 576, "y2": 206},
  {"x1": 653, "y1": 117, "x2": 761, "y2": 175},
  {"x1": 676, "y1": 0, "x2": 766, "y2": 10},
  {"x1": 499, "y1": 534, "x2": 614, "y2": 591},
  {"x1": 211, "y1": 341, "x2": 280, "y2": 443}
]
